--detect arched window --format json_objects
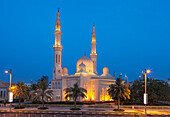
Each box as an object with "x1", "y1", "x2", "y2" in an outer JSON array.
[
  {"x1": 106, "y1": 88, "x2": 109, "y2": 95},
  {"x1": 55, "y1": 83, "x2": 57, "y2": 89},
  {"x1": 100, "y1": 88, "x2": 104, "y2": 101},
  {"x1": 56, "y1": 54, "x2": 58, "y2": 63},
  {"x1": 52, "y1": 83, "x2": 55, "y2": 89},
  {"x1": 59, "y1": 55, "x2": 60, "y2": 62},
  {"x1": 92, "y1": 82, "x2": 94, "y2": 89},
  {"x1": 4, "y1": 91, "x2": 6, "y2": 98},
  {"x1": 58, "y1": 82, "x2": 60, "y2": 89},
  {"x1": 84, "y1": 83, "x2": 88, "y2": 89},
  {"x1": 0, "y1": 91, "x2": 2, "y2": 98}
]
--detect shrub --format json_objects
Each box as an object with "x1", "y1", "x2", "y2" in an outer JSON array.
[
  {"x1": 70, "y1": 108, "x2": 81, "y2": 110},
  {"x1": 38, "y1": 107, "x2": 48, "y2": 109},
  {"x1": 32, "y1": 101, "x2": 42, "y2": 104},
  {"x1": 48, "y1": 101, "x2": 84, "y2": 105},
  {"x1": 113, "y1": 109, "x2": 124, "y2": 111},
  {"x1": 14, "y1": 106, "x2": 25, "y2": 109},
  {"x1": 83, "y1": 102, "x2": 95, "y2": 105},
  {"x1": 13, "y1": 98, "x2": 25, "y2": 103}
]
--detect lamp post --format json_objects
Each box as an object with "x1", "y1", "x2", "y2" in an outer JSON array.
[
  {"x1": 144, "y1": 69, "x2": 150, "y2": 115},
  {"x1": 5, "y1": 69, "x2": 12, "y2": 112}
]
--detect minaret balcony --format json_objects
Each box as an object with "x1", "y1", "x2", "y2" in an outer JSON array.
[{"x1": 53, "y1": 45, "x2": 63, "y2": 51}]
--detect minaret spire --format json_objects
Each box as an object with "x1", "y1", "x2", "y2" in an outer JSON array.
[
  {"x1": 55, "y1": 9, "x2": 61, "y2": 32},
  {"x1": 84, "y1": 50, "x2": 86, "y2": 56},
  {"x1": 90, "y1": 24, "x2": 97, "y2": 74},
  {"x1": 53, "y1": 9, "x2": 63, "y2": 80}
]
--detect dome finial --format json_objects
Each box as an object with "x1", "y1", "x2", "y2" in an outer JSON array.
[
  {"x1": 93, "y1": 22, "x2": 95, "y2": 27},
  {"x1": 84, "y1": 50, "x2": 86, "y2": 56},
  {"x1": 105, "y1": 62, "x2": 107, "y2": 67},
  {"x1": 58, "y1": 8, "x2": 59, "y2": 12}
]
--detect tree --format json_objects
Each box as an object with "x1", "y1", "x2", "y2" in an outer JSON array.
[
  {"x1": 148, "y1": 79, "x2": 170, "y2": 104},
  {"x1": 130, "y1": 79, "x2": 144, "y2": 103},
  {"x1": 31, "y1": 78, "x2": 53, "y2": 108},
  {"x1": 64, "y1": 82, "x2": 87, "y2": 109},
  {"x1": 11, "y1": 81, "x2": 30, "y2": 107},
  {"x1": 130, "y1": 79, "x2": 170, "y2": 104},
  {"x1": 108, "y1": 78, "x2": 130, "y2": 110}
]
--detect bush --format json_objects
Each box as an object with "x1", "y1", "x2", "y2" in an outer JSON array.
[
  {"x1": 113, "y1": 109, "x2": 124, "y2": 111},
  {"x1": 48, "y1": 101, "x2": 84, "y2": 105},
  {"x1": 70, "y1": 108, "x2": 81, "y2": 110},
  {"x1": 32, "y1": 101, "x2": 42, "y2": 104},
  {"x1": 83, "y1": 102, "x2": 95, "y2": 105},
  {"x1": 14, "y1": 106, "x2": 25, "y2": 109},
  {"x1": 38, "y1": 107, "x2": 48, "y2": 109},
  {"x1": 32, "y1": 101, "x2": 95, "y2": 105},
  {"x1": 13, "y1": 98, "x2": 25, "y2": 103}
]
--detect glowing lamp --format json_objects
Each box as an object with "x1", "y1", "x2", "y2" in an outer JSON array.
[
  {"x1": 5, "y1": 70, "x2": 9, "y2": 73},
  {"x1": 146, "y1": 70, "x2": 151, "y2": 74}
]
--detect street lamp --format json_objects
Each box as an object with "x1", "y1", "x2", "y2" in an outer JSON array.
[
  {"x1": 144, "y1": 69, "x2": 150, "y2": 115},
  {"x1": 5, "y1": 69, "x2": 12, "y2": 112}
]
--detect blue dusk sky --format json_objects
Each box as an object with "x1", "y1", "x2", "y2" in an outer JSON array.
[{"x1": 0, "y1": 0, "x2": 170, "y2": 83}]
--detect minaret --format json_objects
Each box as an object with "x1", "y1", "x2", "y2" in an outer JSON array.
[
  {"x1": 90, "y1": 24, "x2": 97, "y2": 74},
  {"x1": 53, "y1": 9, "x2": 63, "y2": 79}
]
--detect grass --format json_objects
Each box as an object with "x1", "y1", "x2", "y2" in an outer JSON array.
[
  {"x1": 22, "y1": 104, "x2": 82, "y2": 108},
  {"x1": 88, "y1": 105, "x2": 113, "y2": 108},
  {"x1": 12, "y1": 109, "x2": 139, "y2": 114},
  {"x1": 70, "y1": 108, "x2": 81, "y2": 110},
  {"x1": 38, "y1": 107, "x2": 48, "y2": 109},
  {"x1": 14, "y1": 106, "x2": 25, "y2": 109},
  {"x1": 113, "y1": 109, "x2": 125, "y2": 111}
]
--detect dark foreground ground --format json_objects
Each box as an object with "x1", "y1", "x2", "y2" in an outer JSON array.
[{"x1": 0, "y1": 112, "x2": 170, "y2": 117}]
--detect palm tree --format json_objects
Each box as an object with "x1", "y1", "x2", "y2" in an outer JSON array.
[
  {"x1": 11, "y1": 81, "x2": 30, "y2": 107},
  {"x1": 64, "y1": 82, "x2": 87, "y2": 109},
  {"x1": 31, "y1": 78, "x2": 53, "y2": 108},
  {"x1": 108, "y1": 78, "x2": 130, "y2": 110}
]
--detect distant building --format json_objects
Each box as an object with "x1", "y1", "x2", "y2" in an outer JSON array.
[
  {"x1": 119, "y1": 73, "x2": 122, "y2": 79},
  {"x1": 140, "y1": 71, "x2": 145, "y2": 81},
  {"x1": 0, "y1": 80, "x2": 15, "y2": 101},
  {"x1": 48, "y1": 82, "x2": 51, "y2": 89},
  {"x1": 125, "y1": 74, "x2": 128, "y2": 83},
  {"x1": 168, "y1": 78, "x2": 170, "y2": 85},
  {"x1": 24, "y1": 83, "x2": 32, "y2": 87}
]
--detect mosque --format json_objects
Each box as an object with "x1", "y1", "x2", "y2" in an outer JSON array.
[{"x1": 51, "y1": 10, "x2": 115, "y2": 102}]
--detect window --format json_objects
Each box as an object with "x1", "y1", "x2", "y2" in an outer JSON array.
[
  {"x1": 59, "y1": 55, "x2": 60, "y2": 62},
  {"x1": 84, "y1": 83, "x2": 88, "y2": 89},
  {"x1": 106, "y1": 88, "x2": 109, "y2": 95},
  {"x1": 0, "y1": 91, "x2": 2, "y2": 98},
  {"x1": 55, "y1": 83, "x2": 57, "y2": 89},
  {"x1": 58, "y1": 82, "x2": 60, "y2": 89},
  {"x1": 92, "y1": 83, "x2": 94, "y2": 89},
  {"x1": 4, "y1": 91, "x2": 6, "y2": 97},
  {"x1": 52, "y1": 83, "x2": 55, "y2": 89},
  {"x1": 56, "y1": 95, "x2": 60, "y2": 100},
  {"x1": 56, "y1": 54, "x2": 58, "y2": 63}
]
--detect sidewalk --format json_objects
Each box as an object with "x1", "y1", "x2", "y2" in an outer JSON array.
[{"x1": 0, "y1": 106, "x2": 170, "y2": 116}]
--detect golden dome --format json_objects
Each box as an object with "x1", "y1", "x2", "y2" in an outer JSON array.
[
  {"x1": 103, "y1": 66, "x2": 109, "y2": 75},
  {"x1": 62, "y1": 66, "x2": 68, "y2": 76}
]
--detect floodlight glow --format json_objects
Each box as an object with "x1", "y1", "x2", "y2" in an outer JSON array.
[{"x1": 146, "y1": 70, "x2": 151, "y2": 73}]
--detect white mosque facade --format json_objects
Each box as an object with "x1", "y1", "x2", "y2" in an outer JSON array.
[{"x1": 51, "y1": 10, "x2": 115, "y2": 102}]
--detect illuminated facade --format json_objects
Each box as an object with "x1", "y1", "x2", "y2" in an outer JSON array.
[{"x1": 51, "y1": 10, "x2": 115, "y2": 102}]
